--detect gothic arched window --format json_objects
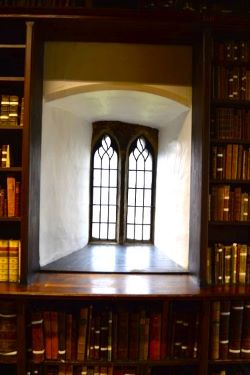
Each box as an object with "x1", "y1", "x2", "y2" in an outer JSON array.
[{"x1": 90, "y1": 121, "x2": 158, "y2": 244}]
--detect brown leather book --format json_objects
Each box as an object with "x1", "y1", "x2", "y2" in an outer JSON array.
[
  {"x1": 7, "y1": 176, "x2": 15, "y2": 217},
  {"x1": 58, "y1": 311, "x2": 66, "y2": 361},
  {"x1": 149, "y1": 309, "x2": 161, "y2": 360},
  {"x1": 0, "y1": 301, "x2": 17, "y2": 359},
  {"x1": 65, "y1": 313, "x2": 72, "y2": 361},
  {"x1": 228, "y1": 300, "x2": 244, "y2": 358},
  {"x1": 219, "y1": 300, "x2": 231, "y2": 359},
  {"x1": 241, "y1": 300, "x2": 250, "y2": 358},
  {"x1": 43, "y1": 311, "x2": 52, "y2": 360},
  {"x1": 128, "y1": 310, "x2": 140, "y2": 360},
  {"x1": 31, "y1": 311, "x2": 45, "y2": 363},
  {"x1": 77, "y1": 306, "x2": 89, "y2": 361},
  {"x1": 50, "y1": 311, "x2": 59, "y2": 360},
  {"x1": 117, "y1": 308, "x2": 129, "y2": 360},
  {"x1": 210, "y1": 301, "x2": 220, "y2": 360}
]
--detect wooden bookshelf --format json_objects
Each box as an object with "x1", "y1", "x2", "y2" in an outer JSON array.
[{"x1": 0, "y1": 5, "x2": 250, "y2": 375}]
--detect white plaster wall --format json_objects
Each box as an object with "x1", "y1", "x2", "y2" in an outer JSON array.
[
  {"x1": 39, "y1": 101, "x2": 91, "y2": 266},
  {"x1": 155, "y1": 110, "x2": 191, "y2": 269}
]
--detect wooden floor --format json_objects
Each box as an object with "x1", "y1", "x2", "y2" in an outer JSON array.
[{"x1": 41, "y1": 244, "x2": 187, "y2": 274}]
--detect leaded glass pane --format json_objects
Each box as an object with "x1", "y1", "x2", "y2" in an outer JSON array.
[
  {"x1": 91, "y1": 135, "x2": 118, "y2": 241},
  {"x1": 126, "y1": 137, "x2": 153, "y2": 241}
]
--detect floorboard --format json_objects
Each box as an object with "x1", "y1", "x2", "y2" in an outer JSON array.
[{"x1": 41, "y1": 244, "x2": 187, "y2": 274}]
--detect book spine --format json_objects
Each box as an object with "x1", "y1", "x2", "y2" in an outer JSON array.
[
  {"x1": 241, "y1": 301, "x2": 250, "y2": 358},
  {"x1": 31, "y1": 311, "x2": 45, "y2": 363},
  {"x1": 219, "y1": 300, "x2": 231, "y2": 359},
  {"x1": 8, "y1": 239, "x2": 20, "y2": 283},
  {"x1": 210, "y1": 301, "x2": 220, "y2": 360},
  {"x1": 0, "y1": 239, "x2": 8, "y2": 282},
  {"x1": 228, "y1": 300, "x2": 244, "y2": 358},
  {"x1": 58, "y1": 311, "x2": 66, "y2": 361}
]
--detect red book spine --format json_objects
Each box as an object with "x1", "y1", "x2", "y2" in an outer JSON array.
[
  {"x1": 43, "y1": 311, "x2": 52, "y2": 360},
  {"x1": 50, "y1": 311, "x2": 59, "y2": 360},
  {"x1": 31, "y1": 311, "x2": 45, "y2": 363},
  {"x1": 149, "y1": 311, "x2": 161, "y2": 360}
]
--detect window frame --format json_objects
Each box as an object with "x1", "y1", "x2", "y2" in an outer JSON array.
[{"x1": 89, "y1": 121, "x2": 158, "y2": 245}]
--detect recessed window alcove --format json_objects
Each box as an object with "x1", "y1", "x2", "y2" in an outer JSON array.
[{"x1": 39, "y1": 42, "x2": 192, "y2": 274}]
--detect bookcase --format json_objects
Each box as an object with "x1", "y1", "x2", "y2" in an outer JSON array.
[
  {"x1": 0, "y1": 4, "x2": 250, "y2": 375},
  {"x1": 207, "y1": 35, "x2": 250, "y2": 287}
]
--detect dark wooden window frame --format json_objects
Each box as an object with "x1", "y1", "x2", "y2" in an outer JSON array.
[{"x1": 89, "y1": 121, "x2": 158, "y2": 245}]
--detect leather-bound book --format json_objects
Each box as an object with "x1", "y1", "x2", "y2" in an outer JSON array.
[
  {"x1": 210, "y1": 301, "x2": 220, "y2": 360},
  {"x1": 58, "y1": 311, "x2": 66, "y2": 361},
  {"x1": 31, "y1": 311, "x2": 45, "y2": 363},
  {"x1": 0, "y1": 301, "x2": 17, "y2": 359},
  {"x1": 117, "y1": 308, "x2": 129, "y2": 360},
  {"x1": 128, "y1": 310, "x2": 140, "y2": 360},
  {"x1": 43, "y1": 311, "x2": 52, "y2": 360},
  {"x1": 149, "y1": 309, "x2": 161, "y2": 360},
  {"x1": 241, "y1": 300, "x2": 250, "y2": 358},
  {"x1": 228, "y1": 300, "x2": 244, "y2": 358},
  {"x1": 219, "y1": 300, "x2": 231, "y2": 359},
  {"x1": 50, "y1": 311, "x2": 59, "y2": 360},
  {"x1": 77, "y1": 306, "x2": 89, "y2": 361}
]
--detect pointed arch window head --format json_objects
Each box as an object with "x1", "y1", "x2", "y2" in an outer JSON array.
[
  {"x1": 126, "y1": 137, "x2": 153, "y2": 242},
  {"x1": 91, "y1": 135, "x2": 118, "y2": 241}
]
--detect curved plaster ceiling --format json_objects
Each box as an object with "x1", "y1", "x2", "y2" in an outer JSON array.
[{"x1": 46, "y1": 87, "x2": 190, "y2": 129}]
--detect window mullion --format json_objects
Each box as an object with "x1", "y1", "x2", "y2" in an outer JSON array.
[{"x1": 118, "y1": 150, "x2": 126, "y2": 244}]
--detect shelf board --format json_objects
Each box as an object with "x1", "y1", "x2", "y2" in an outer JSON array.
[
  {"x1": 212, "y1": 99, "x2": 250, "y2": 108},
  {"x1": 41, "y1": 358, "x2": 199, "y2": 366},
  {"x1": 0, "y1": 216, "x2": 21, "y2": 222},
  {"x1": 0, "y1": 44, "x2": 25, "y2": 49},
  {"x1": 210, "y1": 138, "x2": 250, "y2": 145},
  {"x1": 0, "y1": 167, "x2": 22, "y2": 172},
  {"x1": 0, "y1": 125, "x2": 23, "y2": 130},
  {"x1": 0, "y1": 76, "x2": 24, "y2": 82},
  {"x1": 209, "y1": 221, "x2": 250, "y2": 226},
  {"x1": 210, "y1": 179, "x2": 250, "y2": 184}
]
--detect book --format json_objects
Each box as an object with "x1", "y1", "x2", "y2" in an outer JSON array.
[
  {"x1": 0, "y1": 239, "x2": 8, "y2": 282},
  {"x1": 117, "y1": 308, "x2": 129, "y2": 360},
  {"x1": 238, "y1": 244, "x2": 247, "y2": 284},
  {"x1": 43, "y1": 311, "x2": 52, "y2": 360},
  {"x1": 58, "y1": 311, "x2": 66, "y2": 361},
  {"x1": 0, "y1": 301, "x2": 17, "y2": 357},
  {"x1": 128, "y1": 310, "x2": 139, "y2": 360},
  {"x1": 219, "y1": 300, "x2": 230, "y2": 359},
  {"x1": 65, "y1": 313, "x2": 72, "y2": 361},
  {"x1": 77, "y1": 306, "x2": 89, "y2": 361},
  {"x1": 14, "y1": 181, "x2": 21, "y2": 217},
  {"x1": 160, "y1": 301, "x2": 169, "y2": 360},
  {"x1": 1, "y1": 144, "x2": 10, "y2": 168},
  {"x1": 31, "y1": 311, "x2": 45, "y2": 363},
  {"x1": 149, "y1": 309, "x2": 161, "y2": 360},
  {"x1": 50, "y1": 311, "x2": 59, "y2": 360},
  {"x1": 100, "y1": 308, "x2": 109, "y2": 361},
  {"x1": 8, "y1": 239, "x2": 20, "y2": 283},
  {"x1": 241, "y1": 301, "x2": 250, "y2": 358},
  {"x1": 210, "y1": 301, "x2": 220, "y2": 360},
  {"x1": 7, "y1": 177, "x2": 15, "y2": 217},
  {"x1": 138, "y1": 308, "x2": 149, "y2": 360},
  {"x1": 228, "y1": 300, "x2": 244, "y2": 358}
]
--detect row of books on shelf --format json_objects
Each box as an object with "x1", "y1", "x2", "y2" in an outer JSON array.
[
  {"x1": 211, "y1": 107, "x2": 250, "y2": 140},
  {"x1": 0, "y1": 177, "x2": 21, "y2": 217},
  {"x1": 0, "y1": 144, "x2": 10, "y2": 168},
  {"x1": 211, "y1": 144, "x2": 250, "y2": 180},
  {"x1": 211, "y1": 367, "x2": 250, "y2": 375},
  {"x1": 207, "y1": 243, "x2": 250, "y2": 286},
  {"x1": 210, "y1": 300, "x2": 250, "y2": 360},
  {"x1": 0, "y1": 239, "x2": 20, "y2": 282},
  {"x1": 0, "y1": 95, "x2": 23, "y2": 127},
  {"x1": 209, "y1": 186, "x2": 250, "y2": 221},
  {"x1": 26, "y1": 365, "x2": 195, "y2": 375},
  {"x1": 214, "y1": 40, "x2": 250, "y2": 64},
  {"x1": 30, "y1": 365, "x2": 137, "y2": 375},
  {"x1": 213, "y1": 67, "x2": 250, "y2": 101},
  {"x1": 0, "y1": 0, "x2": 86, "y2": 7},
  {"x1": 28, "y1": 302, "x2": 199, "y2": 364}
]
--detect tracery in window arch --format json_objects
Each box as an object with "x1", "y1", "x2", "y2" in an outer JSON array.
[
  {"x1": 126, "y1": 137, "x2": 153, "y2": 241},
  {"x1": 91, "y1": 135, "x2": 118, "y2": 241}
]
